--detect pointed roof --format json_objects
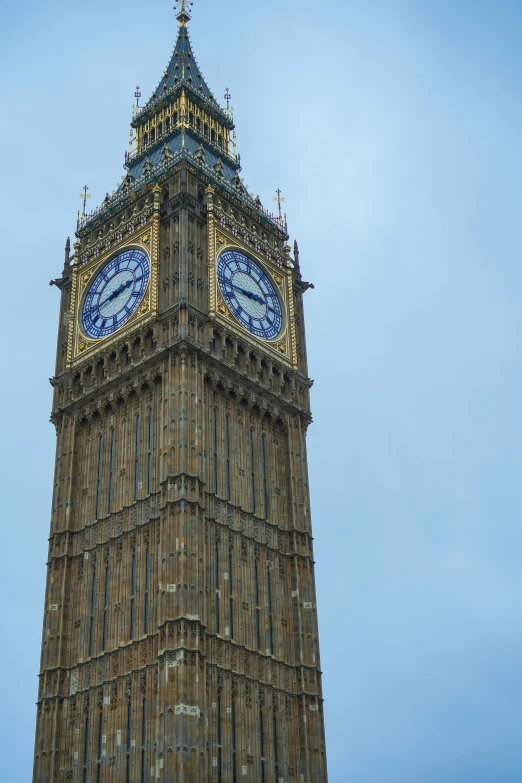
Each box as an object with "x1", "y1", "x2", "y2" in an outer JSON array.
[
  {"x1": 133, "y1": 9, "x2": 231, "y2": 128},
  {"x1": 77, "y1": 4, "x2": 285, "y2": 237}
]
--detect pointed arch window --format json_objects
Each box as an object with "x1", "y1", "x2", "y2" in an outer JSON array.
[
  {"x1": 262, "y1": 434, "x2": 268, "y2": 518},
  {"x1": 141, "y1": 698, "x2": 147, "y2": 783},
  {"x1": 134, "y1": 415, "x2": 140, "y2": 502},
  {"x1": 215, "y1": 542, "x2": 220, "y2": 635},
  {"x1": 144, "y1": 549, "x2": 150, "y2": 636},
  {"x1": 108, "y1": 429, "x2": 115, "y2": 515},
  {"x1": 273, "y1": 710, "x2": 279, "y2": 777},
  {"x1": 95, "y1": 434, "x2": 103, "y2": 520},
  {"x1": 225, "y1": 414, "x2": 231, "y2": 500},
  {"x1": 229, "y1": 543, "x2": 234, "y2": 640},
  {"x1": 147, "y1": 408, "x2": 153, "y2": 495},
  {"x1": 232, "y1": 698, "x2": 237, "y2": 783},
  {"x1": 126, "y1": 702, "x2": 132, "y2": 783},
  {"x1": 255, "y1": 562, "x2": 261, "y2": 650},
  {"x1": 83, "y1": 717, "x2": 90, "y2": 783},
  {"x1": 260, "y1": 708, "x2": 266, "y2": 783},
  {"x1": 130, "y1": 553, "x2": 136, "y2": 641},
  {"x1": 102, "y1": 565, "x2": 110, "y2": 652},
  {"x1": 213, "y1": 408, "x2": 218, "y2": 494},
  {"x1": 89, "y1": 569, "x2": 96, "y2": 657},
  {"x1": 267, "y1": 569, "x2": 274, "y2": 655},
  {"x1": 96, "y1": 710, "x2": 103, "y2": 783},
  {"x1": 250, "y1": 429, "x2": 256, "y2": 514},
  {"x1": 217, "y1": 695, "x2": 223, "y2": 782}
]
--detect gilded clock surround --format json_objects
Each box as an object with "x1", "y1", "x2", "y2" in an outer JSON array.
[
  {"x1": 206, "y1": 187, "x2": 298, "y2": 368},
  {"x1": 67, "y1": 186, "x2": 161, "y2": 367}
]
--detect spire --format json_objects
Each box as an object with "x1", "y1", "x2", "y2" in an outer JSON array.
[
  {"x1": 79, "y1": 2, "x2": 283, "y2": 237},
  {"x1": 139, "y1": 4, "x2": 220, "y2": 113}
]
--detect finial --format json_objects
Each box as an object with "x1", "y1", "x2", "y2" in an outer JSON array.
[
  {"x1": 134, "y1": 85, "x2": 141, "y2": 109},
  {"x1": 175, "y1": 0, "x2": 193, "y2": 25},
  {"x1": 64, "y1": 237, "x2": 71, "y2": 268},
  {"x1": 224, "y1": 87, "x2": 231, "y2": 112},
  {"x1": 293, "y1": 240, "x2": 301, "y2": 271},
  {"x1": 79, "y1": 185, "x2": 91, "y2": 218},
  {"x1": 273, "y1": 188, "x2": 285, "y2": 220}
]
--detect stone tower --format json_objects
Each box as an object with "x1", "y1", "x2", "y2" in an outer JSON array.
[{"x1": 34, "y1": 4, "x2": 328, "y2": 781}]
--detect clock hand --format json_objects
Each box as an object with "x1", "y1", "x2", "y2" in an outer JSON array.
[
  {"x1": 85, "y1": 280, "x2": 134, "y2": 320},
  {"x1": 100, "y1": 279, "x2": 133, "y2": 308},
  {"x1": 231, "y1": 284, "x2": 265, "y2": 305}
]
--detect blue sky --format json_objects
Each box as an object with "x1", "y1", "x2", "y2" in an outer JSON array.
[{"x1": 1, "y1": 1, "x2": 521, "y2": 781}]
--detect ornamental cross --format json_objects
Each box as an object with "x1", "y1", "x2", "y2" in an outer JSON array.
[
  {"x1": 224, "y1": 87, "x2": 231, "y2": 110},
  {"x1": 79, "y1": 185, "x2": 91, "y2": 216},
  {"x1": 273, "y1": 188, "x2": 285, "y2": 219},
  {"x1": 134, "y1": 85, "x2": 141, "y2": 108}
]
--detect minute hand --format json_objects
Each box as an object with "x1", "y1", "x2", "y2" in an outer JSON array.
[
  {"x1": 100, "y1": 279, "x2": 133, "y2": 308},
  {"x1": 232, "y1": 284, "x2": 264, "y2": 305}
]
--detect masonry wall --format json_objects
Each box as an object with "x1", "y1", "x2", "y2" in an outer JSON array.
[{"x1": 35, "y1": 166, "x2": 327, "y2": 783}]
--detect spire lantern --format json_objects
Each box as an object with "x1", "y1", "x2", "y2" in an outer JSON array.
[{"x1": 175, "y1": 0, "x2": 193, "y2": 25}]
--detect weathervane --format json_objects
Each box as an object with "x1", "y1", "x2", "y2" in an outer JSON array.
[
  {"x1": 175, "y1": 0, "x2": 193, "y2": 24},
  {"x1": 79, "y1": 185, "x2": 91, "y2": 217},
  {"x1": 274, "y1": 188, "x2": 285, "y2": 220}
]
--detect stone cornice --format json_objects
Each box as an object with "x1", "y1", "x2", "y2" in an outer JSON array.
[
  {"x1": 48, "y1": 489, "x2": 315, "y2": 564},
  {"x1": 51, "y1": 332, "x2": 312, "y2": 425},
  {"x1": 37, "y1": 620, "x2": 323, "y2": 703}
]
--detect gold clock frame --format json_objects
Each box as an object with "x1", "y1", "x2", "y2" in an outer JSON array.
[
  {"x1": 68, "y1": 230, "x2": 159, "y2": 370},
  {"x1": 206, "y1": 190, "x2": 297, "y2": 369}
]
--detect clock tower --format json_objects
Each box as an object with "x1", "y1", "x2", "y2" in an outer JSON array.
[{"x1": 34, "y1": 4, "x2": 328, "y2": 782}]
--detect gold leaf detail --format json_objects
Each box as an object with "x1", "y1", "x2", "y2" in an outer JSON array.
[
  {"x1": 216, "y1": 232, "x2": 226, "y2": 248},
  {"x1": 273, "y1": 273, "x2": 284, "y2": 291},
  {"x1": 78, "y1": 339, "x2": 87, "y2": 353}
]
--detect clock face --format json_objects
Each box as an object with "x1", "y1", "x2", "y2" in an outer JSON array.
[
  {"x1": 82, "y1": 249, "x2": 150, "y2": 339},
  {"x1": 217, "y1": 249, "x2": 283, "y2": 340}
]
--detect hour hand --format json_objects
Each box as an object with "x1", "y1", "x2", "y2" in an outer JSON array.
[
  {"x1": 232, "y1": 284, "x2": 264, "y2": 304},
  {"x1": 108, "y1": 279, "x2": 132, "y2": 302},
  {"x1": 101, "y1": 279, "x2": 133, "y2": 307}
]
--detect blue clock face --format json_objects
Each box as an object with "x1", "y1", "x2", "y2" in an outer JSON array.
[
  {"x1": 217, "y1": 250, "x2": 283, "y2": 341},
  {"x1": 82, "y1": 248, "x2": 150, "y2": 339}
]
